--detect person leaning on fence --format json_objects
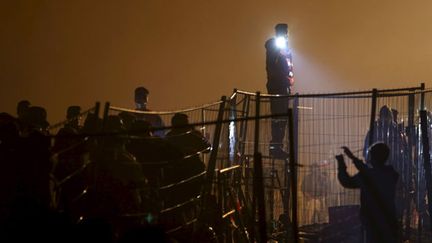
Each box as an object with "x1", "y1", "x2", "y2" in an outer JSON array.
[
  {"x1": 336, "y1": 143, "x2": 399, "y2": 243},
  {"x1": 133, "y1": 86, "x2": 165, "y2": 137}
]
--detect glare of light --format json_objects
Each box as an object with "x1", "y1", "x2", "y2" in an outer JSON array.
[{"x1": 275, "y1": 36, "x2": 287, "y2": 49}]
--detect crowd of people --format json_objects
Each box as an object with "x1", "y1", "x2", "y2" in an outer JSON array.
[{"x1": 0, "y1": 87, "x2": 213, "y2": 242}]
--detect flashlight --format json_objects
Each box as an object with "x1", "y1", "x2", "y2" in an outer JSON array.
[{"x1": 275, "y1": 36, "x2": 287, "y2": 49}]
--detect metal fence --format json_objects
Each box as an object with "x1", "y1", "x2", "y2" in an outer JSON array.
[{"x1": 227, "y1": 84, "x2": 432, "y2": 242}]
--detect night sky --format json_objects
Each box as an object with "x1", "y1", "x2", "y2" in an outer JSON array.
[{"x1": 2, "y1": 0, "x2": 432, "y2": 122}]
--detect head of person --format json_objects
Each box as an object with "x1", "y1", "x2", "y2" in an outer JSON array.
[
  {"x1": 134, "y1": 87, "x2": 149, "y2": 110},
  {"x1": 172, "y1": 113, "x2": 189, "y2": 127},
  {"x1": 379, "y1": 105, "x2": 393, "y2": 123},
  {"x1": 104, "y1": 115, "x2": 126, "y2": 146},
  {"x1": 368, "y1": 142, "x2": 390, "y2": 167},
  {"x1": 25, "y1": 106, "x2": 49, "y2": 133},
  {"x1": 66, "y1": 105, "x2": 82, "y2": 127},
  {"x1": 275, "y1": 23, "x2": 288, "y2": 37},
  {"x1": 17, "y1": 100, "x2": 31, "y2": 119}
]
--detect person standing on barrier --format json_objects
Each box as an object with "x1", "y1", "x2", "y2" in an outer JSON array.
[
  {"x1": 336, "y1": 144, "x2": 399, "y2": 243},
  {"x1": 265, "y1": 23, "x2": 294, "y2": 159},
  {"x1": 133, "y1": 86, "x2": 165, "y2": 137}
]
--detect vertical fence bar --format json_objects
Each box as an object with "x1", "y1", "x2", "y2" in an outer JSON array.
[
  {"x1": 254, "y1": 152, "x2": 267, "y2": 243},
  {"x1": 254, "y1": 92, "x2": 261, "y2": 155},
  {"x1": 288, "y1": 108, "x2": 299, "y2": 243},
  {"x1": 203, "y1": 96, "x2": 226, "y2": 194},
  {"x1": 293, "y1": 94, "x2": 299, "y2": 170},
  {"x1": 94, "y1": 102, "x2": 101, "y2": 118},
  {"x1": 405, "y1": 91, "x2": 416, "y2": 239},
  {"x1": 419, "y1": 110, "x2": 432, "y2": 232},
  {"x1": 421, "y1": 83, "x2": 425, "y2": 110},
  {"x1": 251, "y1": 92, "x2": 260, "y2": 242},
  {"x1": 102, "y1": 102, "x2": 110, "y2": 130},
  {"x1": 252, "y1": 92, "x2": 267, "y2": 243},
  {"x1": 368, "y1": 89, "x2": 378, "y2": 147},
  {"x1": 229, "y1": 92, "x2": 237, "y2": 163},
  {"x1": 419, "y1": 82, "x2": 426, "y2": 242}
]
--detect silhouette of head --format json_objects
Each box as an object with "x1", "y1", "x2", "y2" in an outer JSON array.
[
  {"x1": 379, "y1": 105, "x2": 393, "y2": 123},
  {"x1": 135, "y1": 87, "x2": 149, "y2": 110},
  {"x1": 172, "y1": 113, "x2": 189, "y2": 127},
  {"x1": 17, "y1": 100, "x2": 31, "y2": 119},
  {"x1": 368, "y1": 142, "x2": 390, "y2": 167},
  {"x1": 66, "y1": 105, "x2": 82, "y2": 128},
  {"x1": 67, "y1": 106, "x2": 81, "y2": 119},
  {"x1": 275, "y1": 23, "x2": 288, "y2": 37},
  {"x1": 26, "y1": 106, "x2": 49, "y2": 131}
]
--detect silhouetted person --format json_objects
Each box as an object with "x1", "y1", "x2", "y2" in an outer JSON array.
[
  {"x1": 126, "y1": 120, "x2": 183, "y2": 188},
  {"x1": 17, "y1": 100, "x2": 31, "y2": 128},
  {"x1": 336, "y1": 143, "x2": 399, "y2": 243},
  {"x1": 165, "y1": 113, "x2": 208, "y2": 205},
  {"x1": 22, "y1": 106, "x2": 50, "y2": 136},
  {"x1": 133, "y1": 86, "x2": 165, "y2": 137},
  {"x1": 52, "y1": 106, "x2": 88, "y2": 219},
  {"x1": 87, "y1": 115, "x2": 147, "y2": 235},
  {"x1": 166, "y1": 113, "x2": 211, "y2": 154},
  {"x1": 53, "y1": 105, "x2": 83, "y2": 153},
  {"x1": 364, "y1": 105, "x2": 409, "y2": 224},
  {"x1": 0, "y1": 113, "x2": 20, "y2": 225},
  {"x1": 265, "y1": 23, "x2": 294, "y2": 159}
]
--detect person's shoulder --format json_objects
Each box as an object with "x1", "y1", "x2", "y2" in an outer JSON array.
[{"x1": 265, "y1": 38, "x2": 275, "y2": 49}]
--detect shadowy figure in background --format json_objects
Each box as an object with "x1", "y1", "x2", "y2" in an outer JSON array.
[
  {"x1": 21, "y1": 106, "x2": 50, "y2": 136},
  {"x1": 133, "y1": 86, "x2": 165, "y2": 138},
  {"x1": 53, "y1": 105, "x2": 83, "y2": 153},
  {"x1": 336, "y1": 143, "x2": 399, "y2": 243},
  {"x1": 16, "y1": 100, "x2": 30, "y2": 133},
  {"x1": 86, "y1": 115, "x2": 147, "y2": 236},
  {"x1": 126, "y1": 120, "x2": 183, "y2": 187},
  {"x1": 18, "y1": 106, "x2": 52, "y2": 207},
  {"x1": 16, "y1": 100, "x2": 31, "y2": 119},
  {"x1": 165, "y1": 113, "x2": 209, "y2": 204},
  {"x1": 165, "y1": 113, "x2": 211, "y2": 154},
  {"x1": 0, "y1": 113, "x2": 20, "y2": 224},
  {"x1": 265, "y1": 23, "x2": 294, "y2": 159},
  {"x1": 52, "y1": 106, "x2": 88, "y2": 219}
]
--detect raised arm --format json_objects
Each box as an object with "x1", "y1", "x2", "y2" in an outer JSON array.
[
  {"x1": 342, "y1": 146, "x2": 367, "y2": 172},
  {"x1": 336, "y1": 154, "x2": 360, "y2": 189}
]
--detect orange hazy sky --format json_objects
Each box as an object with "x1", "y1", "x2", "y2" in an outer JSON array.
[{"x1": 1, "y1": 0, "x2": 432, "y2": 122}]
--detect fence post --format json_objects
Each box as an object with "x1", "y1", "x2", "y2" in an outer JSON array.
[
  {"x1": 405, "y1": 90, "x2": 416, "y2": 239},
  {"x1": 229, "y1": 91, "x2": 238, "y2": 163},
  {"x1": 254, "y1": 152, "x2": 267, "y2": 243},
  {"x1": 419, "y1": 110, "x2": 432, "y2": 232},
  {"x1": 102, "y1": 102, "x2": 110, "y2": 130},
  {"x1": 239, "y1": 94, "x2": 251, "y2": 158},
  {"x1": 288, "y1": 108, "x2": 299, "y2": 243},
  {"x1": 254, "y1": 92, "x2": 261, "y2": 155},
  {"x1": 292, "y1": 94, "x2": 299, "y2": 172},
  {"x1": 201, "y1": 96, "x2": 227, "y2": 209},
  {"x1": 368, "y1": 89, "x2": 378, "y2": 147},
  {"x1": 252, "y1": 92, "x2": 267, "y2": 243},
  {"x1": 421, "y1": 83, "x2": 425, "y2": 110},
  {"x1": 93, "y1": 102, "x2": 100, "y2": 118}
]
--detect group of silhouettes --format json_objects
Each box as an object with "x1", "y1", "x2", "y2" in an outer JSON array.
[{"x1": 0, "y1": 87, "x2": 213, "y2": 242}]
